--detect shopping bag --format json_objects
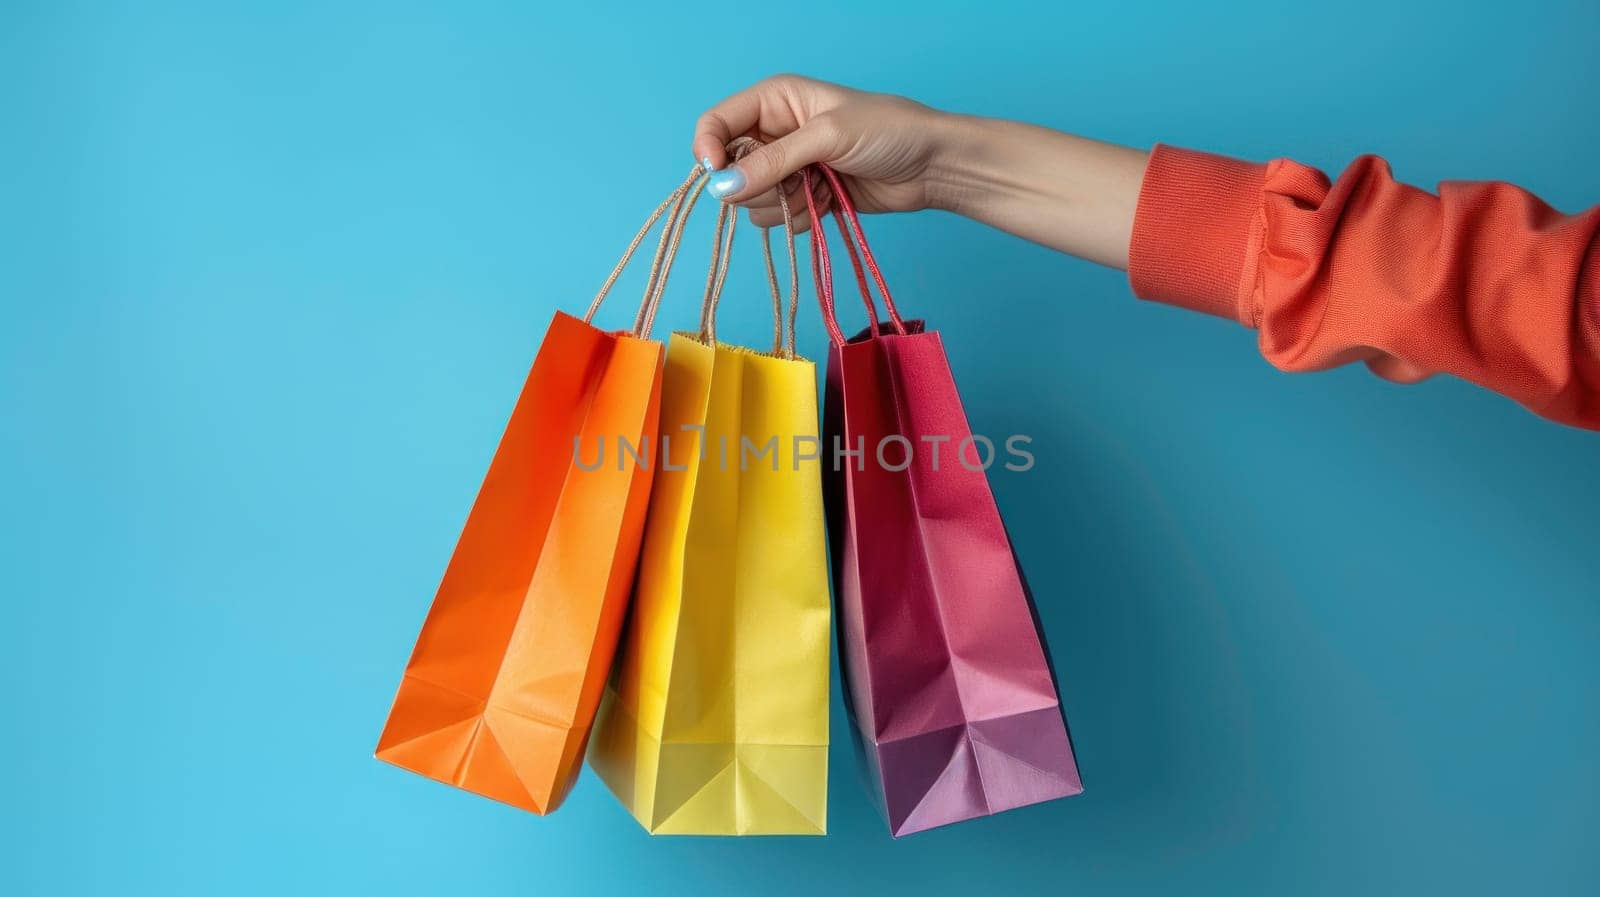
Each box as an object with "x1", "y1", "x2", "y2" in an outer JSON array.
[
  {"x1": 375, "y1": 166, "x2": 716, "y2": 814},
  {"x1": 803, "y1": 163, "x2": 1082, "y2": 837},
  {"x1": 589, "y1": 141, "x2": 830, "y2": 835}
]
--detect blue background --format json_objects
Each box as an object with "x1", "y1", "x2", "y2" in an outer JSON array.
[{"x1": 4, "y1": 1, "x2": 1597, "y2": 894}]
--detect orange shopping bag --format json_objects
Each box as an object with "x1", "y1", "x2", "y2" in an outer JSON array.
[{"x1": 375, "y1": 166, "x2": 713, "y2": 814}]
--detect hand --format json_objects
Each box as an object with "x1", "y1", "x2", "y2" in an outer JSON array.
[
  {"x1": 691, "y1": 75, "x2": 959, "y2": 229},
  {"x1": 691, "y1": 75, "x2": 1149, "y2": 269}
]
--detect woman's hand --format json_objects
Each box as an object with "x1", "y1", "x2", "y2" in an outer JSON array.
[
  {"x1": 691, "y1": 75, "x2": 1149, "y2": 269},
  {"x1": 691, "y1": 75, "x2": 959, "y2": 228}
]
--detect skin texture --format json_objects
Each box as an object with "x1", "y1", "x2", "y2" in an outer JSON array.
[{"x1": 692, "y1": 75, "x2": 1151, "y2": 270}]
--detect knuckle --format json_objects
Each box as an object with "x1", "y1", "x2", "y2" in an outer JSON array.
[
  {"x1": 765, "y1": 72, "x2": 807, "y2": 91},
  {"x1": 754, "y1": 142, "x2": 787, "y2": 180},
  {"x1": 695, "y1": 110, "x2": 727, "y2": 135},
  {"x1": 807, "y1": 111, "x2": 845, "y2": 144}
]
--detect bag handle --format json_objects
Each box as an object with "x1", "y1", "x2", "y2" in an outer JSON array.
[
  {"x1": 694, "y1": 139, "x2": 753, "y2": 346},
  {"x1": 762, "y1": 179, "x2": 803, "y2": 358},
  {"x1": 698, "y1": 137, "x2": 804, "y2": 358},
  {"x1": 583, "y1": 164, "x2": 713, "y2": 339},
  {"x1": 801, "y1": 163, "x2": 907, "y2": 346}
]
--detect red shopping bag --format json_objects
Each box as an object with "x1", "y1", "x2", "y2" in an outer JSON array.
[{"x1": 803, "y1": 164, "x2": 1083, "y2": 837}]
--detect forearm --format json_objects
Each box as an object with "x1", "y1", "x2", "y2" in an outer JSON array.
[
  {"x1": 695, "y1": 75, "x2": 1600, "y2": 429},
  {"x1": 926, "y1": 114, "x2": 1150, "y2": 270}
]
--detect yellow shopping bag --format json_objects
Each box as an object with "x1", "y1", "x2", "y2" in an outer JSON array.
[{"x1": 589, "y1": 145, "x2": 830, "y2": 835}]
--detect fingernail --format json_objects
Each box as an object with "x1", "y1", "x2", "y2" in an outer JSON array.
[
  {"x1": 700, "y1": 155, "x2": 714, "y2": 172},
  {"x1": 706, "y1": 166, "x2": 746, "y2": 200}
]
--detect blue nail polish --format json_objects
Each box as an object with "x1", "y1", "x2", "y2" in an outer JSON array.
[
  {"x1": 706, "y1": 167, "x2": 746, "y2": 200},
  {"x1": 700, "y1": 155, "x2": 714, "y2": 172}
]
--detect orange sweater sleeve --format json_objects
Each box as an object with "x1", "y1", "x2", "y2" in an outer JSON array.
[{"x1": 1128, "y1": 144, "x2": 1600, "y2": 429}]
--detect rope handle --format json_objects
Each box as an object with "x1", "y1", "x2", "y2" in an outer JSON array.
[
  {"x1": 582, "y1": 164, "x2": 710, "y2": 338},
  {"x1": 699, "y1": 137, "x2": 804, "y2": 358},
  {"x1": 762, "y1": 178, "x2": 802, "y2": 358},
  {"x1": 801, "y1": 163, "x2": 907, "y2": 347}
]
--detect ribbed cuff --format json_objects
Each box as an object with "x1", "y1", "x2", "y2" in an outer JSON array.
[{"x1": 1128, "y1": 144, "x2": 1267, "y2": 324}]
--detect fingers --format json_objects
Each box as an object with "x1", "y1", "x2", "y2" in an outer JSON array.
[
  {"x1": 748, "y1": 179, "x2": 832, "y2": 232},
  {"x1": 692, "y1": 75, "x2": 809, "y2": 170},
  {"x1": 692, "y1": 74, "x2": 855, "y2": 179},
  {"x1": 750, "y1": 201, "x2": 815, "y2": 232},
  {"x1": 713, "y1": 117, "x2": 845, "y2": 203},
  {"x1": 693, "y1": 93, "x2": 763, "y2": 171},
  {"x1": 742, "y1": 174, "x2": 805, "y2": 212}
]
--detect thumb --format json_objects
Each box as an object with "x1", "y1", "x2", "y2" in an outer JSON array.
[{"x1": 708, "y1": 116, "x2": 844, "y2": 203}]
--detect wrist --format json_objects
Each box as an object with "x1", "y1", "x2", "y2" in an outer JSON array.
[
  {"x1": 921, "y1": 113, "x2": 1150, "y2": 269},
  {"x1": 922, "y1": 113, "x2": 1005, "y2": 215}
]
